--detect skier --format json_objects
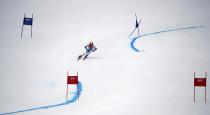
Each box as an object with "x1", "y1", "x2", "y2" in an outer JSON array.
[{"x1": 78, "y1": 42, "x2": 97, "y2": 60}]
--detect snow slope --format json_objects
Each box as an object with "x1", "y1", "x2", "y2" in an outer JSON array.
[{"x1": 0, "y1": 0, "x2": 210, "y2": 115}]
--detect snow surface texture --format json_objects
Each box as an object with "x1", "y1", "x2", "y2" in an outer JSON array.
[{"x1": 0, "y1": 0, "x2": 210, "y2": 115}]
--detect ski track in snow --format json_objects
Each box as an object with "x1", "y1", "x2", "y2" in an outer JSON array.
[
  {"x1": 130, "y1": 26, "x2": 205, "y2": 52},
  {"x1": 0, "y1": 81, "x2": 83, "y2": 115}
]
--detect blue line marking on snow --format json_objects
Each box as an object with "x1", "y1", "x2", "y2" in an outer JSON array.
[
  {"x1": 130, "y1": 26, "x2": 205, "y2": 52},
  {"x1": 0, "y1": 81, "x2": 83, "y2": 115}
]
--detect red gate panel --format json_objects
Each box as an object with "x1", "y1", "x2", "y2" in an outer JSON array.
[
  {"x1": 194, "y1": 78, "x2": 206, "y2": 87},
  {"x1": 67, "y1": 76, "x2": 78, "y2": 84}
]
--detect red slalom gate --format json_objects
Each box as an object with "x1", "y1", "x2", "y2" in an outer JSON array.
[
  {"x1": 194, "y1": 72, "x2": 207, "y2": 103},
  {"x1": 66, "y1": 71, "x2": 78, "y2": 100}
]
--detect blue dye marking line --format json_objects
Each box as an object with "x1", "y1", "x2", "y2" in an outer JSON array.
[
  {"x1": 130, "y1": 26, "x2": 205, "y2": 52},
  {"x1": 0, "y1": 81, "x2": 83, "y2": 115}
]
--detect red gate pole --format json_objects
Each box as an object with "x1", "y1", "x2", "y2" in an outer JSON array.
[
  {"x1": 205, "y1": 82, "x2": 206, "y2": 103},
  {"x1": 194, "y1": 72, "x2": 195, "y2": 102},
  {"x1": 77, "y1": 72, "x2": 79, "y2": 101},
  {"x1": 66, "y1": 71, "x2": 69, "y2": 100},
  {"x1": 66, "y1": 81, "x2": 68, "y2": 100},
  {"x1": 205, "y1": 72, "x2": 207, "y2": 103}
]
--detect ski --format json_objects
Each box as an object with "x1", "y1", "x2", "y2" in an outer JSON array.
[
  {"x1": 78, "y1": 55, "x2": 82, "y2": 61},
  {"x1": 78, "y1": 54, "x2": 88, "y2": 61}
]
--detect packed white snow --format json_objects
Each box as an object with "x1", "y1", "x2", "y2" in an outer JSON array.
[{"x1": 0, "y1": 0, "x2": 210, "y2": 115}]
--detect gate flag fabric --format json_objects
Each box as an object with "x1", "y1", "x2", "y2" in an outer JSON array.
[
  {"x1": 23, "y1": 17, "x2": 33, "y2": 25},
  {"x1": 67, "y1": 75, "x2": 78, "y2": 84},
  {"x1": 194, "y1": 72, "x2": 207, "y2": 103},
  {"x1": 66, "y1": 71, "x2": 79, "y2": 100},
  {"x1": 21, "y1": 13, "x2": 33, "y2": 38},
  {"x1": 194, "y1": 78, "x2": 206, "y2": 87}
]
